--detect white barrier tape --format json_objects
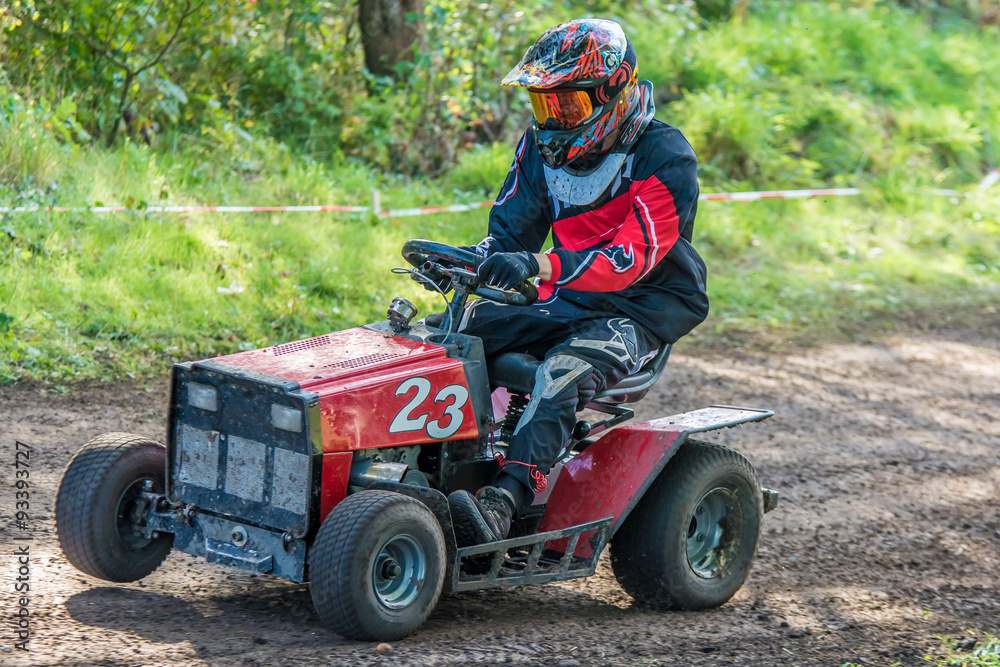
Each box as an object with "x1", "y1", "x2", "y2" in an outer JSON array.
[
  {"x1": 0, "y1": 204, "x2": 369, "y2": 214},
  {"x1": 0, "y1": 187, "x2": 864, "y2": 216},
  {"x1": 374, "y1": 188, "x2": 864, "y2": 217},
  {"x1": 379, "y1": 201, "x2": 493, "y2": 218},
  {"x1": 978, "y1": 168, "x2": 1000, "y2": 192},
  {"x1": 698, "y1": 187, "x2": 860, "y2": 202}
]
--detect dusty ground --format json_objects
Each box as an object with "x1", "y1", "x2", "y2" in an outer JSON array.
[{"x1": 2, "y1": 329, "x2": 999, "y2": 667}]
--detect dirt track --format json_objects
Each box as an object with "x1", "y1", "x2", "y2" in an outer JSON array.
[{"x1": 2, "y1": 330, "x2": 999, "y2": 666}]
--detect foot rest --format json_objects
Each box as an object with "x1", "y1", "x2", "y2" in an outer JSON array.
[{"x1": 451, "y1": 517, "x2": 611, "y2": 592}]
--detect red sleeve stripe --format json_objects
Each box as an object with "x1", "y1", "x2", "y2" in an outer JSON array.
[
  {"x1": 546, "y1": 252, "x2": 563, "y2": 284},
  {"x1": 634, "y1": 194, "x2": 659, "y2": 279},
  {"x1": 632, "y1": 179, "x2": 681, "y2": 281}
]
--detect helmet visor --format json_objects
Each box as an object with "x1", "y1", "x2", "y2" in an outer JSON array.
[{"x1": 528, "y1": 90, "x2": 593, "y2": 131}]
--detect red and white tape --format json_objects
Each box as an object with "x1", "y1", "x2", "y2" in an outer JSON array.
[
  {"x1": 699, "y1": 187, "x2": 860, "y2": 202},
  {"x1": 376, "y1": 188, "x2": 864, "y2": 217},
  {"x1": 379, "y1": 201, "x2": 494, "y2": 217},
  {"x1": 979, "y1": 168, "x2": 1000, "y2": 192},
  {"x1": 0, "y1": 204, "x2": 369, "y2": 214},
  {"x1": 0, "y1": 187, "x2": 864, "y2": 217}
]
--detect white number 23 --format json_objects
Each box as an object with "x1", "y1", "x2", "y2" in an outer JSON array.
[{"x1": 389, "y1": 377, "x2": 469, "y2": 440}]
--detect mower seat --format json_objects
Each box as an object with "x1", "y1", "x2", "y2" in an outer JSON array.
[{"x1": 487, "y1": 343, "x2": 673, "y2": 405}]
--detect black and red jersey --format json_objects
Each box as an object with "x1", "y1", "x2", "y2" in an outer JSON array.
[{"x1": 474, "y1": 119, "x2": 709, "y2": 344}]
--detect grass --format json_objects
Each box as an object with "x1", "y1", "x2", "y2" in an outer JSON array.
[
  {"x1": 928, "y1": 634, "x2": 1000, "y2": 666},
  {"x1": 0, "y1": 140, "x2": 493, "y2": 383},
  {"x1": 1, "y1": 1, "x2": 999, "y2": 384}
]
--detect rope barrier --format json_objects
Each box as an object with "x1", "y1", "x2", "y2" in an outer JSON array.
[
  {"x1": 0, "y1": 187, "x2": 870, "y2": 217},
  {"x1": 978, "y1": 168, "x2": 1000, "y2": 192}
]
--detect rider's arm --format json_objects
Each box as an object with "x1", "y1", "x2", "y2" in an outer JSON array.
[
  {"x1": 473, "y1": 133, "x2": 551, "y2": 257},
  {"x1": 534, "y1": 253, "x2": 553, "y2": 281},
  {"x1": 541, "y1": 153, "x2": 698, "y2": 292}
]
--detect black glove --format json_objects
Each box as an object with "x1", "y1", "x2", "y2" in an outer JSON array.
[{"x1": 477, "y1": 252, "x2": 539, "y2": 290}]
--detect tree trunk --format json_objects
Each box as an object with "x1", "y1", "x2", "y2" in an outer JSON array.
[{"x1": 357, "y1": 0, "x2": 424, "y2": 79}]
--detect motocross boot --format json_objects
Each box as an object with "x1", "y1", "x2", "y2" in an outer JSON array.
[{"x1": 448, "y1": 486, "x2": 514, "y2": 547}]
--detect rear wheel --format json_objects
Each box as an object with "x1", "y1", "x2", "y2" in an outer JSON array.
[
  {"x1": 55, "y1": 432, "x2": 173, "y2": 582},
  {"x1": 310, "y1": 490, "x2": 446, "y2": 641},
  {"x1": 610, "y1": 439, "x2": 763, "y2": 609}
]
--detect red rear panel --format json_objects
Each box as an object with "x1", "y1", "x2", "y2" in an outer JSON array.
[
  {"x1": 539, "y1": 406, "x2": 772, "y2": 558},
  {"x1": 539, "y1": 425, "x2": 684, "y2": 558}
]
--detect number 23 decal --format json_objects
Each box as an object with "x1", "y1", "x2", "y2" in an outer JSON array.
[{"x1": 389, "y1": 377, "x2": 469, "y2": 439}]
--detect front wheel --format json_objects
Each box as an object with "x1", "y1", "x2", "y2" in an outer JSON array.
[
  {"x1": 610, "y1": 439, "x2": 763, "y2": 609},
  {"x1": 309, "y1": 490, "x2": 446, "y2": 641},
  {"x1": 55, "y1": 432, "x2": 174, "y2": 582}
]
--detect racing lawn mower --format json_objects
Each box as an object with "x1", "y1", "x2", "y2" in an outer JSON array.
[{"x1": 55, "y1": 240, "x2": 777, "y2": 641}]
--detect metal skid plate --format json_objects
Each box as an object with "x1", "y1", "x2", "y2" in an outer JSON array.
[
  {"x1": 450, "y1": 518, "x2": 612, "y2": 593},
  {"x1": 148, "y1": 507, "x2": 307, "y2": 582}
]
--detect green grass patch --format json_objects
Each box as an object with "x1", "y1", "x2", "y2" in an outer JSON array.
[
  {"x1": 929, "y1": 634, "x2": 1000, "y2": 666},
  {"x1": 1, "y1": 1, "x2": 999, "y2": 383},
  {"x1": 2, "y1": 140, "x2": 996, "y2": 383}
]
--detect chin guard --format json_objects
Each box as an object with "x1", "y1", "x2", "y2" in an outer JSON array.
[{"x1": 543, "y1": 80, "x2": 656, "y2": 206}]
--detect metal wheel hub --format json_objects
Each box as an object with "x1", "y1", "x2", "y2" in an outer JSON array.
[
  {"x1": 372, "y1": 534, "x2": 426, "y2": 609},
  {"x1": 115, "y1": 477, "x2": 156, "y2": 550},
  {"x1": 686, "y1": 486, "x2": 742, "y2": 579}
]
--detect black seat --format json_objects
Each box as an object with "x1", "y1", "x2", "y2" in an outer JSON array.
[{"x1": 487, "y1": 344, "x2": 673, "y2": 404}]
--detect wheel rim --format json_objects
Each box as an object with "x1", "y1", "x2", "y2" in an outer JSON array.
[
  {"x1": 686, "y1": 486, "x2": 743, "y2": 579},
  {"x1": 372, "y1": 534, "x2": 426, "y2": 609},
  {"x1": 115, "y1": 477, "x2": 155, "y2": 550}
]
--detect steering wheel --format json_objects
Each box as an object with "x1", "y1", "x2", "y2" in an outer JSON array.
[{"x1": 401, "y1": 239, "x2": 538, "y2": 307}]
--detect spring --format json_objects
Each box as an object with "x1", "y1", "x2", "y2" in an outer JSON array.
[{"x1": 499, "y1": 392, "x2": 529, "y2": 442}]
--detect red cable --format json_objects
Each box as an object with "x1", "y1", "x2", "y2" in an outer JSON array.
[{"x1": 492, "y1": 450, "x2": 547, "y2": 493}]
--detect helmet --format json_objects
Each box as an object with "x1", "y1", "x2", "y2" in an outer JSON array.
[{"x1": 502, "y1": 18, "x2": 655, "y2": 205}]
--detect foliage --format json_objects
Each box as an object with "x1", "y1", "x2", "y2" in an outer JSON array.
[
  {"x1": 636, "y1": 1, "x2": 1000, "y2": 190},
  {"x1": 0, "y1": 0, "x2": 999, "y2": 383},
  {"x1": 0, "y1": 1, "x2": 703, "y2": 174},
  {"x1": 1, "y1": 0, "x2": 248, "y2": 145},
  {"x1": 0, "y1": 94, "x2": 75, "y2": 186},
  {"x1": 928, "y1": 634, "x2": 1000, "y2": 666}
]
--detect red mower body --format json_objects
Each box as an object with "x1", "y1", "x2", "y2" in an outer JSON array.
[
  {"x1": 203, "y1": 327, "x2": 484, "y2": 523},
  {"x1": 56, "y1": 240, "x2": 776, "y2": 642},
  {"x1": 165, "y1": 320, "x2": 771, "y2": 577}
]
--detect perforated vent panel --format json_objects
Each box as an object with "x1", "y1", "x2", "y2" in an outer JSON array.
[
  {"x1": 273, "y1": 335, "x2": 332, "y2": 356},
  {"x1": 323, "y1": 352, "x2": 404, "y2": 369}
]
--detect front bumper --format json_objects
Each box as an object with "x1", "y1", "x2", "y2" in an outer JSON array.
[{"x1": 144, "y1": 498, "x2": 308, "y2": 582}]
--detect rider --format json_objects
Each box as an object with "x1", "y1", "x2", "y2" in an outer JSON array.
[{"x1": 442, "y1": 18, "x2": 709, "y2": 546}]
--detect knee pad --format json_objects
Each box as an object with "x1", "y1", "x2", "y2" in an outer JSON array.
[{"x1": 532, "y1": 355, "x2": 605, "y2": 412}]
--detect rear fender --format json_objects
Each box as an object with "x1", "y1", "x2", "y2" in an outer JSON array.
[{"x1": 538, "y1": 405, "x2": 773, "y2": 558}]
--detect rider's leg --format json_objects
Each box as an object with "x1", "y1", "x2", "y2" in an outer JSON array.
[
  {"x1": 493, "y1": 354, "x2": 605, "y2": 510},
  {"x1": 452, "y1": 310, "x2": 660, "y2": 545},
  {"x1": 455, "y1": 298, "x2": 582, "y2": 358},
  {"x1": 496, "y1": 317, "x2": 660, "y2": 510},
  {"x1": 448, "y1": 299, "x2": 601, "y2": 546}
]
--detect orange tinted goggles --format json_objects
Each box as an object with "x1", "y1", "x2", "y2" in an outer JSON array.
[{"x1": 528, "y1": 89, "x2": 594, "y2": 130}]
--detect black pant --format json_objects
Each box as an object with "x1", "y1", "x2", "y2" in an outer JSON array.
[{"x1": 458, "y1": 296, "x2": 660, "y2": 510}]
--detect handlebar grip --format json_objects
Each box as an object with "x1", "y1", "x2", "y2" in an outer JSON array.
[{"x1": 518, "y1": 281, "x2": 539, "y2": 305}]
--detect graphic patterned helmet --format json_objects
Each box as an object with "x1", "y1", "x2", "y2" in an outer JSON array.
[{"x1": 502, "y1": 18, "x2": 640, "y2": 170}]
